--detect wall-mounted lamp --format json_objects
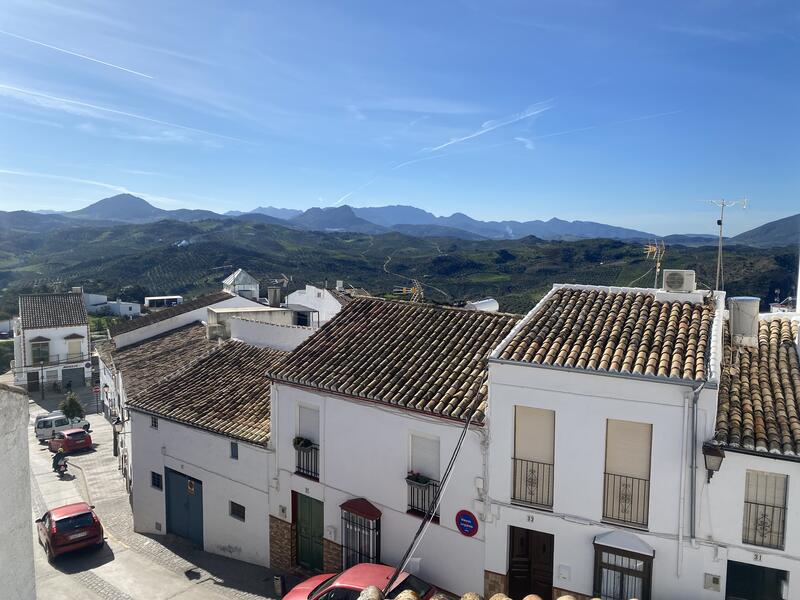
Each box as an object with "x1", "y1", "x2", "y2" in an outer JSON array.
[{"x1": 702, "y1": 442, "x2": 725, "y2": 482}]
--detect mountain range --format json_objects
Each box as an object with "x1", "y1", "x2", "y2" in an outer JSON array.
[{"x1": 10, "y1": 193, "x2": 800, "y2": 248}]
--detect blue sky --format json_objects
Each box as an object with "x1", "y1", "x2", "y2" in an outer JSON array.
[{"x1": 0, "y1": 1, "x2": 797, "y2": 235}]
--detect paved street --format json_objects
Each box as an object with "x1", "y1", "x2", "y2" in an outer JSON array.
[{"x1": 28, "y1": 390, "x2": 295, "y2": 599}]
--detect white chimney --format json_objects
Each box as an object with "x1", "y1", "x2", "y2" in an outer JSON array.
[
  {"x1": 465, "y1": 298, "x2": 500, "y2": 312},
  {"x1": 729, "y1": 297, "x2": 760, "y2": 348},
  {"x1": 335, "y1": 280, "x2": 344, "y2": 291},
  {"x1": 71, "y1": 286, "x2": 82, "y2": 294}
]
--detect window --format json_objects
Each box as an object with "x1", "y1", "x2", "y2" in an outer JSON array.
[
  {"x1": 407, "y1": 434, "x2": 440, "y2": 518},
  {"x1": 341, "y1": 507, "x2": 380, "y2": 569},
  {"x1": 593, "y1": 545, "x2": 652, "y2": 600},
  {"x1": 296, "y1": 405, "x2": 320, "y2": 479},
  {"x1": 513, "y1": 406, "x2": 555, "y2": 508},
  {"x1": 66, "y1": 339, "x2": 82, "y2": 360},
  {"x1": 230, "y1": 441, "x2": 238, "y2": 460},
  {"x1": 604, "y1": 419, "x2": 652, "y2": 528},
  {"x1": 151, "y1": 472, "x2": 163, "y2": 490},
  {"x1": 31, "y1": 341, "x2": 49, "y2": 363},
  {"x1": 743, "y1": 470, "x2": 787, "y2": 549},
  {"x1": 229, "y1": 501, "x2": 246, "y2": 521},
  {"x1": 150, "y1": 416, "x2": 158, "y2": 429},
  {"x1": 296, "y1": 312, "x2": 310, "y2": 327}
]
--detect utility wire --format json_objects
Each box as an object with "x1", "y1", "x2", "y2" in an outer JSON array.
[{"x1": 382, "y1": 403, "x2": 478, "y2": 595}]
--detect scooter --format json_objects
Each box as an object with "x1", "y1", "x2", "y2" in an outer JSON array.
[{"x1": 54, "y1": 457, "x2": 69, "y2": 479}]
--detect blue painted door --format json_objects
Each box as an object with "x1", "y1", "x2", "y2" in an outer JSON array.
[{"x1": 165, "y1": 468, "x2": 204, "y2": 547}]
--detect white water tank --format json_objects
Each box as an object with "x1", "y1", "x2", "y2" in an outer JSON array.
[
  {"x1": 465, "y1": 298, "x2": 500, "y2": 312},
  {"x1": 729, "y1": 296, "x2": 760, "y2": 348}
]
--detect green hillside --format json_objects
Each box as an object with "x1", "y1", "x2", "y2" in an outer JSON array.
[{"x1": 0, "y1": 219, "x2": 796, "y2": 319}]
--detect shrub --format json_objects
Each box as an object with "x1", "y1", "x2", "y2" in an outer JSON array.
[{"x1": 59, "y1": 392, "x2": 85, "y2": 420}]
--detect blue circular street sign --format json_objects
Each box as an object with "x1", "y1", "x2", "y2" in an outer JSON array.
[{"x1": 455, "y1": 509, "x2": 479, "y2": 537}]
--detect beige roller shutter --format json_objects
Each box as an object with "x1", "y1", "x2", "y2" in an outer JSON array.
[
  {"x1": 605, "y1": 419, "x2": 652, "y2": 479},
  {"x1": 514, "y1": 406, "x2": 555, "y2": 464}
]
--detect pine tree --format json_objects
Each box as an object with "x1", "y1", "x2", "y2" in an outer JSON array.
[{"x1": 59, "y1": 392, "x2": 85, "y2": 420}]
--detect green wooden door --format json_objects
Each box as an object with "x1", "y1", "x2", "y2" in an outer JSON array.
[{"x1": 296, "y1": 493, "x2": 323, "y2": 571}]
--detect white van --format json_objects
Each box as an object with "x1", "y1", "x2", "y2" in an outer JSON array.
[{"x1": 35, "y1": 414, "x2": 90, "y2": 442}]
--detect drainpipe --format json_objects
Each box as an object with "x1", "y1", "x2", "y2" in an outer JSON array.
[
  {"x1": 677, "y1": 388, "x2": 689, "y2": 576},
  {"x1": 689, "y1": 381, "x2": 706, "y2": 546}
]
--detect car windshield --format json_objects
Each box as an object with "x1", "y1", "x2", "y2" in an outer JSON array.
[
  {"x1": 55, "y1": 512, "x2": 94, "y2": 532},
  {"x1": 67, "y1": 431, "x2": 86, "y2": 439},
  {"x1": 310, "y1": 574, "x2": 341, "y2": 598},
  {"x1": 389, "y1": 575, "x2": 431, "y2": 599}
]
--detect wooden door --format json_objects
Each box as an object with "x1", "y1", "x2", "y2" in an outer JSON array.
[
  {"x1": 508, "y1": 526, "x2": 554, "y2": 599},
  {"x1": 296, "y1": 493, "x2": 324, "y2": 571}
]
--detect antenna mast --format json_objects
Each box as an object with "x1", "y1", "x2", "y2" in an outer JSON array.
[
  {"x1": 706, "y1": 198, "x2": 747, "y2": 290},
  {"x1": 644, "y1": 240, "x2": 666, "y2": 288}
]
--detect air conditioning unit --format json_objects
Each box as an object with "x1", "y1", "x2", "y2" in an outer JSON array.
[{"x1": 662, "y1": 269, "x2": 696, "y2": 293}]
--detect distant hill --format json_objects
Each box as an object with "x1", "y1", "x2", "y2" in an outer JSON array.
[
  {"x1": 67, "y1": 194, "x2": 167, "y2": 222},
  {"x1": 389, "y1": 223, "x2": 487, "y2": 240},
  {"x1": 731, "y1": 213, "x2": 800, "y2": 248},
  {"x1": 290, "y1": 206, "x2": 386, "y2": 234},
  {"x1": 250, "y1": 206, "x2": 303, "y2": 220}
]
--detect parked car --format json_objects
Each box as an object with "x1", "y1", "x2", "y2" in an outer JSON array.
[
  {"x1": 35, "y1": 414, "x2": 90, "y2": 442},
  {"x1": 48, "y1": 429, "x2": 93, "y2": 453},
  {"x1": 35, "y1": 502, "x2": 104, "y2": 561},
  {"x1": 285, "y1": 564, "x2": 436, "y2": 600},
  {"x1": 34, "y1": 410, "x2": 65, "y2": 429}
]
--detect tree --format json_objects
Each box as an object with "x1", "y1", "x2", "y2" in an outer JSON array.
[{"x1": 59, "y1": 392, "x2": 85, "y2": 420}]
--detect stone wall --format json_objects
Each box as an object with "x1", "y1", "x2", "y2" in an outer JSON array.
[
  {"x1": 484, "y1": 570, "x2": 506, "y2": 598},
  {"x1": 323, "y1": 538, "x2": 343, "y2": 573},
  {"x1": 269, "y1": 515, "x2": 296, "y2": 571}
]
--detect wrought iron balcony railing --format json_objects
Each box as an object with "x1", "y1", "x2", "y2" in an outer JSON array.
[
  {"x1": 603, "y1": 472, "x2": 650, "y2": 528},
  {"x1": 512, "y1": 457, "x2": 554, "y2": 508}
]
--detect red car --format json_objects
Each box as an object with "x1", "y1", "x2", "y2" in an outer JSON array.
[
  {"x1": 48, "y1": 428, "x2": 93, "y2": 453},
  {"x1": 285, "y1": 564, "x2": 436, "y2": 600},
  {"x1": 35, "y1": 502, "x2": 104, "y2": 561}
]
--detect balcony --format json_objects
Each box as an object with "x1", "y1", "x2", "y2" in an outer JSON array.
[
  {"x1": 603, "y1": 472, "x2": 650, "y2": 528},
  {"x1": 743, "y1": 500, "x2": 786, "y2": 550},
  {"x1": 406, "y1": 473, "x2": 440, "y2": 520},
  {"x1": 294, "y1": 440, "x2": 319, "y2": 480},
  {"x1": 24, "y1": 352, "x2": 90, "y2": 368},
  {"x1": 512, "y1": 457, "x2": 554, "y2": 509}
]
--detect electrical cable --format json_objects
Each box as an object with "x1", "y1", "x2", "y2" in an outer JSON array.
[{"x1": 382, "y1": 402, "x2": 478, "y2": 595}]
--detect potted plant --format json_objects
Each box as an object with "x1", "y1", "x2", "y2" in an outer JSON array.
[
  {"x1": 293, "y1": 436, "x2": 313, "y2": 451},
  {"x1": 405, "y1": 470, "x2": 433, "y2": 487}
]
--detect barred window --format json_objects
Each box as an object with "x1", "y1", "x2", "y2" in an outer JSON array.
[
  {"x1": 594, "y1": 545, "x2": 652, "y2": 600},
  {"x1": 743, "y1": 470, "x2": 787, "y2": 550},
  {"x1": 229, "y1": 501, "x2": 246, "y2": 521}
]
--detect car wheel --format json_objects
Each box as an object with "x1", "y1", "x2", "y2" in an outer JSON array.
[
  {"x1": 83, "y1": 424, "x2": 90, "y2": 431},
  {"x1": 45, "y1": 543, "x2": 54, "y2": 563},
  {"x1": 94, "y1": 539, "x2": 105, "y2": 551}
]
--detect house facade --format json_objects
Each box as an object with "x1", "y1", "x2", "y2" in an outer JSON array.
[
  {"x1": 266, "y1": 297, "x2": 520, "y2": 595},
  {"x1": 12, "y1": 290, "x2": 91, "y2": 391},
  {"x1": 285, "y1": 283, "x2": 369, "y2": 326},
  {"x1": 483, "y1": 283, "x2": 726, "y2": 600},
  {"x1": 127, "y1": 341, "x2": 286, "y2": 566},
  {"x1": 222, "y1": 268, "x2": 261, "y2": 300}
]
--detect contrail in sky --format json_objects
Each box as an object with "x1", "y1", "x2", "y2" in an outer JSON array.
[{"x1": 0, "y1": 29, "x2": 154, "y2": 79}]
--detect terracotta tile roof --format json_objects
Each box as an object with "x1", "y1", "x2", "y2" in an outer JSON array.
[
  {"x1": 109, "y1": 291, "x2": 234, "y2": 336},
  {"x1": 128, "y1": 341, "x2": 287, "y2": 445},
  {"x1": 715, "y1": 318, "x2": 800, "y2": 456},
  {"x1": 495, "y1": 286, "x2": 716, "y2": 381},
  {"x1": 19, "y1": 292, "x2": 87, "y2": 329},
  {"x1": 97, "y1": 322, "x2": 215, "y2": 398},
  {"x1": 267, "y1": 297, "x2": 521, "y2": 423},
  {"x1": 329, "y1": 287, "x2": 371, "y2": 306}
]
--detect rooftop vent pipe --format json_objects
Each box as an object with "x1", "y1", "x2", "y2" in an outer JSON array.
[
  {"x1": 729, "y1": 296, "x2": 760, "y2": 348},
  {"x1": 465, "y1": 298, "x2": 499, "y2": 312}
]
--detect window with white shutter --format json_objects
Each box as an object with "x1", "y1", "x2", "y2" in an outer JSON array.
[
  {"x1": 742, "y1": 470, "x2": 787, "y2": 549},
  {"x1": 296, "y1": 405, "x2": 320, "y2": 479},
  {"x1": 407, "y1": 434, "x2": 440, "y2": 518},
  {"x1": 603, "y1": 419, "x2": 652, "y2": 527}
]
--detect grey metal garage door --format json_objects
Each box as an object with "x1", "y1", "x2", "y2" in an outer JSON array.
[{"x1": 61, "y1": 367, "x2": 85, "y2": 388}]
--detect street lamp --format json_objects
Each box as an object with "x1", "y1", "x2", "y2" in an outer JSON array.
[
  {"x1": 702, "y1": 442, "x2": 725, "y2": 482},
  {"x1": 112, "y1": 415, "x2": 122, "y2": 457}
]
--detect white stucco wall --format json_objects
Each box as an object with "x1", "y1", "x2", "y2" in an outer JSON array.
[
  {"x1": 229, "y1": 319, "x2": 315, "y2": 351},
  {"x1": 272, "y1": 383, "x2": 486, "y2": 595},
  {"x1": 129, "y1": 410, "x2": 273, "y2": 566},
  {"x1": 114, "y1": 295, "x2": 255, "y2": 348},
  {"x1": 485, "y1": 361, "x2": 720, "y2": 599},
  {"x1": 286, "y1": 286, "x2": 344, "y2": 324},
  {"x1": 0, "y1": 385, "x2": 36, "y2": 599}
]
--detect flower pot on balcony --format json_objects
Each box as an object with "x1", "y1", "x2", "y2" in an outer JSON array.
[
  {"x1": 293, "y1": 436, "x2": 313, "y2": 451},
  {"x1": 405, "y1": 473, "x2": 433, "y2": 487}
]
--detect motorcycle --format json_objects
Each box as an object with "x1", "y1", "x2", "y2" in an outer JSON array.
[{"x1": 54, "y1": 457, "x2": 69, "y2": 479}]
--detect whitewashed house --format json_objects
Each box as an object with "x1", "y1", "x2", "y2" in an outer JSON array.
[
  {"x1": 127, "y1": 341, "x2": 286, "y2": 566},
  {"x1": 478, "y1": 279, "x2": 800, "y2": 600},
  {"x1": 12, "y1": 290, "x2": 91, "y2": 391},
  {"x1": 285, "y1": 282, "x2": 369, "y2": 326},
  {"x1": 266, "y1": 297, "x2": 520, "y2": 594},
  {"x1": 222, "y1": 268, "x2": 261, "y2": 300}
]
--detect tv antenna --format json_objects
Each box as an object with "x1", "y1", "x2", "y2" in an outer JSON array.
[
  {"x1": 643, "y1": 240, "x2": 666, "y2": 288},
  {"x1": 705, "y1": 198, "x2": 747, "y2": 290},
  {"x1": 393, "y1": 279, "x2": 424, "y2": 302}
]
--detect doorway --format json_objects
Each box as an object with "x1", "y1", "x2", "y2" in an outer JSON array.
[
  {"x1": 295, "y1": 492, "x2": 323, "y2": 571},
  {"x1": 27, "y1": 371, "x2": 39, "y2": 391},
  {"x1": 508, "y1": 526, "x2": 554, "y2": 599},
  {"x1": 726, "y1": 560, "x2": 787, "y2": 600},
  {"x1": 165, "y1": 468, "x2": 204, "y2": 547}
]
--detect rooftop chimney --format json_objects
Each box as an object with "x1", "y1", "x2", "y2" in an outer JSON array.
[
  {"x1": 267, "y1": 286, "x2": 282, "y2": 308},
  {"x1": 336, "y1": 280, "x2": 344, "y2": 291},
  {"x1": 71, "y1": 286, "x2": 83, "y2": 294}
]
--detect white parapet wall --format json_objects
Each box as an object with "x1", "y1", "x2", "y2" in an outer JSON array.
[
  {"x1": 0, "y1": 384, "x2": 36, "y2": 599},
  {"x1": 229, "y1": 318, "x2": 315, "y2": 351}
]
